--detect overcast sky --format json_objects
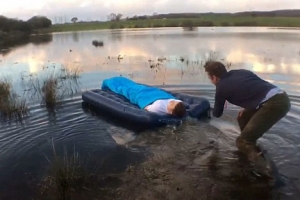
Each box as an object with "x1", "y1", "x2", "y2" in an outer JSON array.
[{"x1": 0, "y1": 0, "x2": 299, "y2": 23}]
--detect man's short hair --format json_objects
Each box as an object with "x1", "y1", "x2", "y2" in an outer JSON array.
[
  {"x1": 204, "y1": 61, "x2": 227, "y2": 78},
  {"x1": 173, "y1": 102, "x2": 186, "y2": 118}
]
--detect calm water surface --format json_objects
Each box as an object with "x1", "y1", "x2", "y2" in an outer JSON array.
[{"x1": 0, "y1": 27, "x2": 300, "y2": 199}]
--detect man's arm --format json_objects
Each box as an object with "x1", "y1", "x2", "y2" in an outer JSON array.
[{"x1": 213, "y1": 89, "x2": 225, "y2": 118}]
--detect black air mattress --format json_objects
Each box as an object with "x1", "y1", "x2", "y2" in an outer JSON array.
[{"x1": 82, "y1": 89, "x2": 210, "y2": 127}]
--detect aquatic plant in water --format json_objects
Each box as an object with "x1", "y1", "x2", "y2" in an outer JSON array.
[
  {"x1": 25, "y1": 64, "x2": 82, "y2": 113},
  {"x1": 43, "y1": 142, "x2": 86, "y2": 200},
  {"x1": 42, "y1": 77, "x2": 60, "y2": 111},
  {"x1": 0, "y1": 79, "x2": 28, "y2": 121}
]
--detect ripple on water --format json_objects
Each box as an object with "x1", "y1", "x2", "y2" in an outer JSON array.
[{"x1": 0, "y1": 88, "x2": 299, "y2": 199}]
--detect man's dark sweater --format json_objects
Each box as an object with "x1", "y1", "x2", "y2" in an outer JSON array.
[{"x1": 213, "y1": 69, "x2": 276, "y2": 117}]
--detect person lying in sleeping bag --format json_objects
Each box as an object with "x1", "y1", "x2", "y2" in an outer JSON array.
[{"x1": 101, "y1": 76, "x2": 186, "y2": 117}]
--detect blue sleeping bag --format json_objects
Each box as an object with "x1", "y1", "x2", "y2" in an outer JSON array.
[
  {"x1": 82, "y1": 77, "x2": 211, "y2": 127},
  {"x1": 101, "y1": 77, "x2": 177, "y2": 109}
]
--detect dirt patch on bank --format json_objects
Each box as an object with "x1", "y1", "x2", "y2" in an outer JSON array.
[
  {"x1": 111, "y1": 121, "x2": 275, "y2": 200},
  {"x1": 35, "y1": 120, "x2": 275, "y2": 200}
]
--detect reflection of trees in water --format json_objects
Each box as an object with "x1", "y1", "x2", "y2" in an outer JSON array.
[
  {"x1": 0, "y1": 34, "x2": 53, "y2": 56},
  {"x1": 109, "y1": 30, "x2": 123, "y2": 41},
  {"x1": 0, "y1": 48, "x2": 12, "y2": 56},
  {"x1": 0, "y1": 32, "x2": 30, "y2": 56},
  {"x1": 72, "y1": 32, "x2": 79, "y2": 42},
  {"x1": 30, "y1": 34, "x2": 53, "y2": 45}
]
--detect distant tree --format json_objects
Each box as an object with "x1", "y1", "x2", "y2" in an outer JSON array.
[
  {"x1": 0, "y1": 16, "x2": 9, "y2": 31},
  {"x1": 0, "y1": 15, "x2": 31, "y2": 32},
  {"x1": 71, "y1": 17, "x2": 78, "y2": 23},
  {"x1": 108, "y1": 13, "x2": 117, "y2": 21},
  {"x1": 0, "y1": 16, "x2": 7, "y2": 28},
  {"x1": 128, "y1": 15, "x2": 148, "y2": 20},
  {"x1": 27, "y1": 16, "x2": 52, "y2": 29},
  {"x1": 131, "y1": 15, "x2": 138, "y2": 20},
  {"x1": 16, "y1": 21, "x2": 31, "y2": 31},
  {"x1": 116, "y1": 13, "x2": 122, "y2": 21}
]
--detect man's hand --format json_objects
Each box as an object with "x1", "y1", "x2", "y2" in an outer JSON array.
[{"x1": 238, "y1": 109, "x2": 245, "y2": 117}]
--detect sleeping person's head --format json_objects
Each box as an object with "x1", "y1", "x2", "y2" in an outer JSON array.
[{"x1": 168, "y1": 100, "x2": 186, "y2": 118}]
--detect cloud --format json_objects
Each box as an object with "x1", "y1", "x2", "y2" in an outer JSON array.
[{"x1": 1, "y1": 0, "x2": 300, "y2": 21}]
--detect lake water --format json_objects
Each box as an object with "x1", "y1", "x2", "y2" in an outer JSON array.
[{"x1": 0, "y1": 27, "x2": 300, "y2": 199}]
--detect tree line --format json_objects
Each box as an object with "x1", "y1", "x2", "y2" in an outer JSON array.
[
  {"x1": 126, "y1": 9, "x2": 300, "y2": 20},
  {"x1": 0, "y1": 15, "x2": 52, "y2": 49},
  {"x1": 0, "y1": 15, "x2": 52, "y2": 33}
]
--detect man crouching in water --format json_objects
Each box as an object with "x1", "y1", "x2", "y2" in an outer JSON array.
[{"x1": 204, "y1": 61, "x2": 291, "y2": 166}]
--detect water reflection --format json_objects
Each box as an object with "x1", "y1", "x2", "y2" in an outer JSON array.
[
  {"x1": 30, "y1": 34, "x2": 53, "y2": 46},
  {"x1": 71, "y1": 31, "x2": 79, "y2": 42},
  {"x1": 109, "y1": 29, "x2": 124, "y2": 41},
  {"x1": 0, "y1": 34, "x2": 53, "y2": 57}
]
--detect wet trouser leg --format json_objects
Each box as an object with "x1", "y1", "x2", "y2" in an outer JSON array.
[{"x1": 236, "y1": 92, "x2": 291, "y2": 158}]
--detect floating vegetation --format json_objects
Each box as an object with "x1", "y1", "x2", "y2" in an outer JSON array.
[
  {"x1": 92, "y1": 40, "x2": 104, "y2": 47},
  {"x1": 0, "y1": 78, "x2": 28, "y2": 122},
  {"x1": 148, "y1": 56, "x2": 206, "y2": 78},
  {"x1": 186, "y1": 59, "x2": 189, "y2": 65},
  {"x1": 150, "y1": 64, "x2": 155, "y2": 69},
  {"x1": 117, "y1": 55, "x2": 124, "y2": 62},
  {"x1": 226, "y1": 62, "x2": 232, "y2": 69},
  {"x1": 206, "y1": 51, "x2": 219, "y2": 62},
  {"x1": 59, "y1": 66, "x2": 81, "y2": 81},
  {"x1": 149, "y1": 62, "x2": 161, "y2": 69},
  {"x1": 180, "y1": 66, "x2": 185, "y2": 78},
  {"x1": 203, "y1": 51, "x2": 232, "y2": 70},
  {"x1": 157, "y1": 57, "x2": 167, "y2": 62}
]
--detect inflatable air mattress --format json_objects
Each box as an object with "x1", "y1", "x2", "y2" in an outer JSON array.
[{"x1": 82, "y1": 89, "x2": 210, "y2": 127}]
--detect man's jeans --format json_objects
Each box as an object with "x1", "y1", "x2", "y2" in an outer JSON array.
[{"x1": 236, "y1": 92, "x2": 291, "y2": 156}]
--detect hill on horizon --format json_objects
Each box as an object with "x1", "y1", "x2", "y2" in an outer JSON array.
[{"x1": 128, "y1": 9, "x2": 300, "y2": 20}]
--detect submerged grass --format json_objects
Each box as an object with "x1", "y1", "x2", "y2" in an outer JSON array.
[
  {"x1": 39, "y1": 140, "x2": 120, "y2": 200},
  {"x1": 42, "y1": 142, "x2": 87, "y2": 200}
]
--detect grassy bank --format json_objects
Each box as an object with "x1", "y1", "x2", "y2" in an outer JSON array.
[{"x1": 39, "y1": 16, "x2": 300, "y2": 33}]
